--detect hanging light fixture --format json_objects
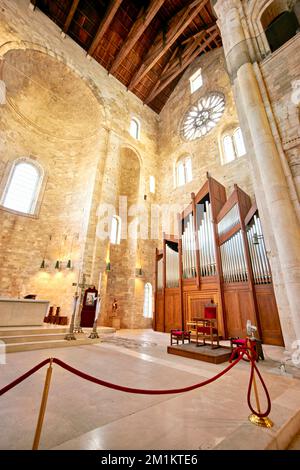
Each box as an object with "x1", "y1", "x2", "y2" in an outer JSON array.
[
  {"x1": 55, "y1": 234, "x2": 64, "y2": 270},
  {"x1": 40, "y1": 234, "x2": 52, "y2": 269},
  {"x1": 55, "y1": 259, "x2": 61, "y2": 270}
]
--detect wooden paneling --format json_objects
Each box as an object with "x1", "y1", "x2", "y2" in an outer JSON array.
[
  {"x1": 164, "y1": 288, "x2": 181, "y2": 332},
  {"x1": 255, "y1": 285, "x2": 284, "y2": 346},
  {"x1": 155, "y1": 291, "x2": 164, "y2": 332},
  {"x1": 223, "y1": 285, "x2": 257, "y2": 338},
  {"x1": 183, "y1": 287, "x2": 223, "y2": 336}
]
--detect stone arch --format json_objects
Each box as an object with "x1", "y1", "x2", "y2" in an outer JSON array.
[
  {"x1": 0, "y1": 40, "x2": 108, "y2": 126},
  {"x1": 246, "y1": 0, "x2": 299, "y2": 57}
]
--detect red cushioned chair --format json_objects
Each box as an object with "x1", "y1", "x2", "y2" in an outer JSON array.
[
  {"x1": 196, "y1": 302, "x2": 219, "y2": 349},
  {"x1": 170, "y1": 329, "x2": 191, "y2": 345}
]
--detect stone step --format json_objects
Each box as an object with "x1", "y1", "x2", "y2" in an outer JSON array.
[
  {"x1": 0, "y1": 327, "x2": 68, "y2": 337},
  {"x1": 5, "y1": 337, "x2": 102, "y2": 353},
  {"x1": 0, "y1": 333, "x2": 69, "y2": 344}
]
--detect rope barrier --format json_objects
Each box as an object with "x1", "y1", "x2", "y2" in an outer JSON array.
[
  {"x1": 0, "y1": 358, "x2": 50, "y2": 396},
  {"x1": 0, "y1": 344, "x2": 272, "y2": 420}
]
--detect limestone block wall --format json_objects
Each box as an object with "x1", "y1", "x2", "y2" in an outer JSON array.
[
  {"x1": 157, "y1": 48, "x2": 254, "y2": 215},
  {"x1": 259, "y1": 34, "x2": 300, "y2": 199},
  {"x1": 0, "y1": 0, "x2": 158, "y2": 327}
]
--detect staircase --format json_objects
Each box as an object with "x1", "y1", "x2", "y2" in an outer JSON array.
[{"x1": 0, "y1": 326, "x2": 115, "y2": 353}]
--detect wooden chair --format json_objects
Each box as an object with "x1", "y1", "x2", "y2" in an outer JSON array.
[
  {"x1": 196, "y1": 302, "x2": 219, "y2": 349},
  {"x1": 170, "y1": 329, "x2": 191, "y2": 345}
]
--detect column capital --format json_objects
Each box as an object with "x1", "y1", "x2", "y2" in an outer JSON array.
[{"x1": 213, "y1": 0, "x2": 240, "y2": 24}]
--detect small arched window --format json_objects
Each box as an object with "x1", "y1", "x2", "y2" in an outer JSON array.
[
  {"x1": 110, "y1": 215, "x2": 121, "y2": 244},
  {"x1": 129, "y1": 118, "x2": 140, "y2": 140},
  {"x1": 222, "y1": 127, "x2": 246, "y2": 164},
  {"x1": 1, "y1": 159, "x2": 43, "y2": 215},
  {"x1": 143, "y1": 282, "x2": 153, "y2": 318},
  {"x1": 176, "y1": 156, "x2": 192, "y2": 187}
]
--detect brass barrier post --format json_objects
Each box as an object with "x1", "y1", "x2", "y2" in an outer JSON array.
[
  {"x1": 247, "y1": 338, "x2": 273, "y2": 428},
  {"x1": 32, "y1": 358, "x2": 53, "y2": 450}
]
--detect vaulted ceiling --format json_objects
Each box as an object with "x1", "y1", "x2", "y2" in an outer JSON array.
[{"x1": 31, "y1": 0, "x2": 222, "y2": 113}]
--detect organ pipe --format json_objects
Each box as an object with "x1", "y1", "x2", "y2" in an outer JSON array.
[
  {"x1": 217, "y1": 204, "x2": 239, "y2": 237},
  {"x1": 166, "y1": 245, "x2": 179, "y2": 288},
  {"x1": 220, "y1": 230, "x2": 248, "y2": 283},
  {"x1": 157, "y1": 258, "x2": 163, "y2": 289},
  {"x1": 246, "y1": 215, "x2": 271, "y2": 284},
  {"x1": 197, "y1": 201, "x2": 216, "y2": 276}
]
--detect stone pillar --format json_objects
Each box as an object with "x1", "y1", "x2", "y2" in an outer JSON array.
[{"x1": 214, "y1": 0, "x2": 300, "y2": 347}]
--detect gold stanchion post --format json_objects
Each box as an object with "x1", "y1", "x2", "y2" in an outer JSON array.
[
  {"x1": 32, "y1": 358, "x2": 53, "y2": 450},
  {"x1": 247, "y1": 338, "x2": 273, "y2": 428}
]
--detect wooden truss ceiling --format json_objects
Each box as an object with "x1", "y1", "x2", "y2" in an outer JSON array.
[{"x1": 32, "y1": 0, "x2": 222, "y2": 113}]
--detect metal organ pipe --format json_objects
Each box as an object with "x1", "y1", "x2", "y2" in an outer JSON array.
[
  {"x1": 197, "y1": 201, "x2": 216, "y2": 277},
  {"x1": 166, "y1": 245, "x2": 179, "y2": 288},
  {"x1": 246, "y1": 216, "x2": 271, "y2": 284},
  {"x1": 220, "y1": 230, "x2": 248, "y2": 283},
  {"x1": 217, "y1": 204, "x2": 239, "y2": 237},
  {"x1": 182, "y1": 215, "x2": 196, "y2": 278},
  {"x1": 157, "y1": 258, "x2": 163, "y2": 289}
]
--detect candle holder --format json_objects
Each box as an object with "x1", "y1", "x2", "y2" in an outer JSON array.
[{"x1": 65, "y1": 292, "x2": 79, "y2": 341}]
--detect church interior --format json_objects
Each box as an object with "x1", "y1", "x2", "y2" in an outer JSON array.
[{"x1": 0, "y1": 0, "x2": 300, "y2": 452}]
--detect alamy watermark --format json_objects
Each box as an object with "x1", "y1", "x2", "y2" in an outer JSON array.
[{"x1": 95, "y1": 198, "x2": 186, "y2": 241}]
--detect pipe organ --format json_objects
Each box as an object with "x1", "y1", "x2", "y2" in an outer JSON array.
[
  {"x1": 166, "y1": 244, "x2": 179, "y2": 288},
  {"x1": 182, "y1": 214, "x2": 197, "y2": 279},
  {"x1": 197, "y1": 201, "x2": 216, "y2": 276},
  {"x1": 220, "y1": 231, "x2": 248, "y2": 283},
  {"x1": 157, "y1": 257, "x2": 163, "y2": 290},
  {"x1": 155, "y1": 175, "x2": 284, "y2": 346},
  {"x1": 246, "y1": 215, "x2": 271, "y2": 284}
]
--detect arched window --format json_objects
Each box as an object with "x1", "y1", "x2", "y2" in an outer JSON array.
[
  {"x1": 110, "y1": 215, "x2": 121, "y2": 244},
  {"x1": 261, "y1": 1, "x2": 300, "y2": 53},
  {"x1": 1, "y1": 159, "x2": 43, "y2": 215},
  {"x1": 176, "y1": 156, "x2": 192, "y2": 187},
  {"x1": 143, "y1": 282, "x2": 153, "y2": 318},
  {"x1": 222, "y1": 127, "x2": 246, "y2": 164},
  {"x1": 129, "y1": 118, "x2": 140, "y2": 140}
]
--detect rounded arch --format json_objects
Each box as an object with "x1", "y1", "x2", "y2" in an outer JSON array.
[
  {"x1": 0, "y1": 40, "x2": 108, "y2": 126},
  {"x1": 175, "y1": 154, "x2": 193, "y2": 187},
  {"x1": 247, "y1": 0, "x2": 299, "y2": 57},
  {"x1": 0, "y1": 156, "x2": 45, "y2": 216},
  {"x1": 120, "y1": 143, "x2": 143, "y2": 167}
]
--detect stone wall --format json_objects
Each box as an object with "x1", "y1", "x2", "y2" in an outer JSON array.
[
  {"x1": 0, "y1": 0, "x2": 158, "y2": 326},
  {"x1": 259, "y1": 34, "x2": 300, "y2": 199},
  {"x1": 157, "y1": 47, "x2": 254, "y2": 217}
]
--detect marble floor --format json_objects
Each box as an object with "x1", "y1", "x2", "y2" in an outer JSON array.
[{"x1": 0, "y1": 329, "x2": 300, "y2": 450}]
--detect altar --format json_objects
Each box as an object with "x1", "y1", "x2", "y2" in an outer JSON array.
[{"x1": 0, "y1": 298, "x2": 50, "y2": 327}]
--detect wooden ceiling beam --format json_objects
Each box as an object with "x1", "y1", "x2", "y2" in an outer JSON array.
[
  {"x1": 62, "y1": 0, "x2": 80, "y2": 34},
  {"x1": 110, "y1": 0, "x2": 166, "y2": 74},
  {"x1": 128, "y1": 0, "x2": 209, "y2": 91},
  {"x1": 161, "y1": 25, "x2": 217, "y2": 81},
  {"x1": 88, "y1": 0, "x2": 123, "y2": 57},
  {"x1": 145, "y1": 29, "x2": 219, "y2": 104}
]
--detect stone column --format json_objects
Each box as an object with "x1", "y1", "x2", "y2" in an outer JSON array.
[{"x1": 214, "y1": 0, "x2": 300, "y2": 347}]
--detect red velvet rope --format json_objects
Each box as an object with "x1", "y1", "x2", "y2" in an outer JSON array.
[
  {"x1": 246, "y1": 350, "x2": 272, "y2": 418},
  {"x1": 0, "y1": 345, "x2": 272, "y2": 419},
  {"x1": 0, "y1": 358, "x2": 50, "y2": 396},
  {"x1": 51, "y1": 353, "x2": 243, "y2": 395}
]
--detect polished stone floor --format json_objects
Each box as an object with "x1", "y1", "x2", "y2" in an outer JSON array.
[{"x1": 0, "y1": 329, "x2": 300, "y2": 450}]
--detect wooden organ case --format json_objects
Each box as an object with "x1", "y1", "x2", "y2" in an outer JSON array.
[{"x1": 154, "y1": 175, "x2": 284, "y2": 346}]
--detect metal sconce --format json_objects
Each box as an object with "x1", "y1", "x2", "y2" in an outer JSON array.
[
  {"x1": 106, "y1": 261, "x2": 111, "y2": 272},
  {"x1": 135, "y1": 267, "x2": 143, "y2": 277},
  {"x1": 66, "y1": 259, "x2": 72, "y2": 269},
  {"x1": 55, "y1": 260, "x2": 61, "y2": 270},
  {"x1": 40, "y1": 234, "x2": 52, "y2": 269}
]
